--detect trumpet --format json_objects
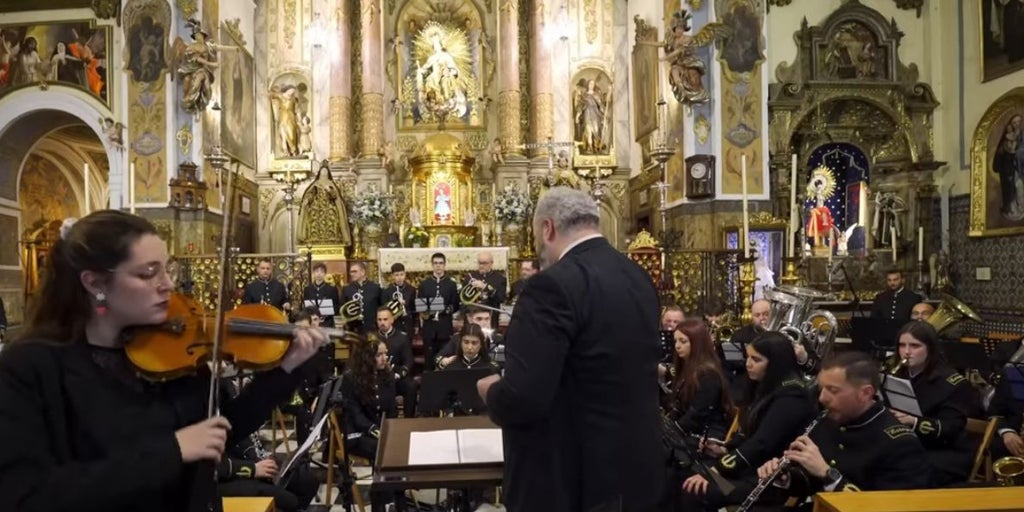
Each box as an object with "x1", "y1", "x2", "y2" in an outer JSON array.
[{"x1": 888, "y1": 357, "x2": 909, "y2": 375}]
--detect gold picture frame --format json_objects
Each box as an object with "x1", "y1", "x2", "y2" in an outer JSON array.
[
  {"x1": 979, "y1": 0, "x2": 1024, "y2": 83},
  {"x1": 631, "y1": 16, "x2": 659, "y2": 141},
  {"x1": 969, "y1": 87, "x2": 1024, "y2": 237}
]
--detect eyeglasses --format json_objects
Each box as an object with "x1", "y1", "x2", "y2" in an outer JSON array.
[{"x1": 432, "y1": 261, "x2": 445, "y2": 265}]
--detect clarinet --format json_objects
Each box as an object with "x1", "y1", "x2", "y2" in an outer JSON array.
[{"x1": 735, "y1": 409, "x2": 829, "y2": 512}]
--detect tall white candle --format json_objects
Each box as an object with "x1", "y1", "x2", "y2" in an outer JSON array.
[
  {"x1": 741, "y1": 154, "x2": 750, "y2": 258},
  {"x1": 83, "y1": 163, "x2": 90, "y2": 214},
  {"x1": 129, "y1": 163, "x2": 136, "y2": 214},
  {"x1": 891, "y1": 227, "x2": 897, "y2": 263},
  {"x1": 918, "y1": 226, "x2": 924, "y2": 262},
  {"x1": 790, "y1": 154, "x2": 798, "y2": 257}
]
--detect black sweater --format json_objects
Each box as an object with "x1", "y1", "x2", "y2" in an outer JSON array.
[{"x1": 0, "y1": 341, "x2": 300, "y2": 512}]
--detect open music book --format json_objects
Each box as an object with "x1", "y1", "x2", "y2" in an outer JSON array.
[
  {"x1": 880, "y1": 375, "x2": 922, "y2": 417},
  {"x1": 408, "y1": 428, "x2": 503, "y2": 465}
]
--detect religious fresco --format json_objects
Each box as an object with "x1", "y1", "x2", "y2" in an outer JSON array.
[
  {"x1": 0, "y1": 21, "x2": 109, "y2": 104},
  {"x1": 981, "y1": 0, "x2": 1024, "y2": 82},
  {"x1": 970, "y1": 87, "x2": 1024, "y2": 237},
  {"x1": 18, "y1": 154, "x2": 79, "y2": 231},
  {"x1": 125, "y1": 13, "x2": 167, "y2": 84},
  {"x1": 124, "y1": 0, "x2": 171, "y2": 205},
  {"x1": 220, "y1": 23, "x2": 255, "y2": 168}
]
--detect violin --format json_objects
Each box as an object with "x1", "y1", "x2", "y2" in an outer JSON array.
[{"x1": 126, "y1": 292, "x2": 352, "y2": 381}]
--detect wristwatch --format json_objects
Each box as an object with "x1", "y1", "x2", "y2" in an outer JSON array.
[{"x1": 823, "y1": 467, "x2": 842, "y2": 485}]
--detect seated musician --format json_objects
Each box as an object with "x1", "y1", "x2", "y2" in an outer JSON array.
[
  {"x1": 375, "y1": 306, "x2": 418, "y2": 417},
  {"x1": 436, "y1": 306, "x2": 504, "y2": 370},
  {"x1": 679, "y1": 332, "x2": 818, "y2": 511},
  {"x1": 217, "y1": 378, "x2": 318, "y2": 512},
  {"x1": 753, "y1": 352, "x2": 931, "y2": 508},
  {"x1": 721, "y1": 299, "x2": 771, "y2": 396},
  {"x1": 987, "y1": 356, "x2": 1024, "y2": 459},
  {"x1": 443, "y1": 323, "x2": 499, "y2": 372},
  {"x1": 340, "y1": 334, "x2": 398, "y2": 461},
  {"x1": 890, "y1": 321, "x2": 983, "y2": 486},
  {"x1": 664, "y1": 319, "x2": 733, "y2": 441}
]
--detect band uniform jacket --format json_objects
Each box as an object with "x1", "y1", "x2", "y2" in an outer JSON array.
[
  {"x1": 666, "y1": 370, "x2": 731, "y2": 442},
  {"x1": 485, "y1": 237, "x2": 665, "y2": 512},
  {"x1": 464, "y1": 270, "x2": 507, "y2": 327},
  {"x1": 443, "y1": 355, "x2": 500, "y2": 372},
  {"x1": 715, "y1": 379, "x2": 818, "y2": 479},
  {"x1": 894, "y1": 365, "x2": 983, "y2": 484},
  {"x1": 341, "y1": 280, "x2": 383, "y2": 329},
  {"x1": 0, "y1": 341, "x2": 300, "y2": 512},
  {"x1": 790, "y1": 402, "x2": 932, "y2": 494},
  {"x1": 382, "y1": 282, "x2": 417, "y2": 334},
  {"x1": 379, "y1": 328, "x2": 414, "y2": 379},
  {"x1": 870, "y1": 287, "x2": 922, "y2": 322},
  {"x1": 417, "y1": 274, "x2": 460, "y2": 341},
  {"x1": 302, "y1": 281, "x2": 341, "y2": 327},
  {"x1": 243, "y1": 278, "x2": 289, "y2": 310},
  {"x1": 339, "y1": 370, "x2": 397, "y2": 441}
]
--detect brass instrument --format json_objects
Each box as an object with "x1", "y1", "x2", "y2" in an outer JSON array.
[
  {"x1": 338, "y1": 297, "x2": 363, "y2": 324},
  {"x1": 927, "y1": 293, "x2": 982, "y2": 333},
  {"x1": 459, "y1": 277, "x2": 489, "y2": 305},
  {"x1": 888, "y1": 357, "x2": 909, "y2": 375},
  {"x1": 710, "y1": 310, "x2": 741, "y2": 344},
  {"x1": 993, "y1": 456, "x2": 1024, "y2": 486},
  {"x1": 763, "y1": 285, "x2": 839, "y2": 366},
  {"x1": 386, "y1": 289, "x2": 407, "y2": 319}
]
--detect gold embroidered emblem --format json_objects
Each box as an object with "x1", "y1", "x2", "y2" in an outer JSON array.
[
  {"x1": 918, "y1": 420, "x2": 936, "y2": 435},
  {"x1": 884, "y1": 424, "x2": 914, "y2": 439},
  {"x1": 842, "y1": 483, "x2": 861, "y2": 492},
  {"x1": 720, "y1": 453, "x2": 737, "y2": 469},
  {"x1": 947, "y1": 373, "x2": 966, "y2": 386}
]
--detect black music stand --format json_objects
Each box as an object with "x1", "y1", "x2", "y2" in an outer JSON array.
[
  {"x1": 850, "y1": 317, "x2": 904, "y2": 357},
  {"x1": 944, "y1": 342, "x2": 990, "y2": 376},
  {"x1": 418, "y1": 368, "x2": 492, "y2": 416}
]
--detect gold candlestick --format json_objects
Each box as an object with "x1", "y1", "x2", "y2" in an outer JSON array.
[
  {"x1": 780, "y1": 256, "x2": 802, "y2": 286},
  {"x1": 738, "y1": 255, "x2": 757, "y2": 324}
]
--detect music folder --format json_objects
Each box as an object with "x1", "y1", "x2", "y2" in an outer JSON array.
[
  {"x1": 415, "y1": 297, "x2": 446, "y2": 312},
  {"x1": 275, "y1": 412, "x2": 331, "y2": 485},
  {"x1": 880, "y1": 374, "x2": 922, "y2": 416},
  {"x1": 303, "y1": 298, "x2": 335, "y2": 317}
]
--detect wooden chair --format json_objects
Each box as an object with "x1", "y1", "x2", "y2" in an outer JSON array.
[
  {"x1": 724, "y1": 407, "x2": 741, "y2": 443},
  {"x1": 324, "y1": 410, "x2": 368, "y2": 510},
  {"x1": 966, "y1": 417, "x2": 999, "y2": 483},
  {"x1": 269, "y1": 408, "x2": 294, "y2": 458}
]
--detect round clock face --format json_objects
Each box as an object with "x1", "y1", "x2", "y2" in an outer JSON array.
[{"x1": 690, "y1": 162, "x2": 708, "y2": 179}]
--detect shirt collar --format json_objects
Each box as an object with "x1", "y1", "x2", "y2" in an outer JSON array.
[{"x1": 559, "y1": 233, "x2": 604, "y2": 260}]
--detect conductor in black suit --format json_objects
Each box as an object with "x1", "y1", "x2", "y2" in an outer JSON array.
[
  {"x1": 476, "y1": 187, "x2": 664, "y2": 512},
  {"x1": 870, "y1": 270, "x2": 921, "y2": 323}
]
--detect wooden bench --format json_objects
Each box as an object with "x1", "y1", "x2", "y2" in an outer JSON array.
[
  {"x1": 813, "y1": 487, "x2": 1024, "y2": 511},
  {"x1": 223, "y1": 497, "x2": 274, "y2": 512}
]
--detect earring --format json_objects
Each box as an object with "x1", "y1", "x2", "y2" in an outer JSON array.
[{"x1": 95, "y1": 292, "x2": 108, "y2": 315}]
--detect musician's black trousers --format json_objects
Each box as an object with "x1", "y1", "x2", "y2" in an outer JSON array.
[
  {"x1": 218, "y1": 464, "x2": 317, "y2": 512},
  {"x1": 421, "y1": 319, "x2": 453, "y2": 370}
]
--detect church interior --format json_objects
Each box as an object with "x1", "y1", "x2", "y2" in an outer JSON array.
[{"x1": 2, "y1": 0, "x2": 1024, "y2": 510}]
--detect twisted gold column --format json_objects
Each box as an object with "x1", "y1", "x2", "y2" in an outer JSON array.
[{"x1": 499, "y1": 0, "x2": 521, "y2": 154}]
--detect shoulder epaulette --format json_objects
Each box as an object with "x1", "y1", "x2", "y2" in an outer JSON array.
[
  {"x1": 781, "y1": 378, "x2": 806, "y2": 388},
  {"x1": 883, "y1": 424, "x2": 915, "y2": 440},
  {"x1": 946, "y1": 373, "x2": 966, "y2": 386}
]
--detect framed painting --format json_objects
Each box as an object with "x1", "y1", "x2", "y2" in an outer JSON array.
[
  {"x1": 0, "y1": 20, "x2": 111, "y2": 105},
  {"x1": 980, "y1": 0, "x2": 1024, "y2": 83},
  {"x1": 632, "y1": 16, "x2": 659, "y2": 141},
  {"x1": 219, "y1": 23, "x2": 255, "y2": 168},
  {"x1": 969, "y1": 87, "x2": 1024, "y2": 237}
]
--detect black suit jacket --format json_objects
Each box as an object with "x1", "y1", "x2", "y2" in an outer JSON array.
[
  {"x1": 510, "y1": 278, "x2": 528, "y2": 302},
  {"x1": 485, "y1": 237, "x2": 664, "y2": 512},
  {"x1": 870, "y1": 288, "x2": 922, "y2": 323},
  {"x1": 242, "y1": 279, "x2": 289, "y2": 310}
]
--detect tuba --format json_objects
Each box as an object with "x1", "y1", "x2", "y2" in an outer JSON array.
[
  {"x1": 994, "y1": 456, "x2": 1024, "y2": 486},
  {"x1": 459, "y1": 277, "x2": 489, "y2": 305},
  {"x1": 927, "y1": 293, "x2": 982, "y2": 334},
  {"x1": 763, "y1": 285, "x2": 839, "y2": 367}
]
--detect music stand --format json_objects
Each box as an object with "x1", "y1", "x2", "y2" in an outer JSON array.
[
  {"x1": 850, "y1": 317, "x2": 904, "y2": 355},
  {"x1": 944, "y1": 342, "x2": 990, "y2": 376},
  {"x1": 415, "y1": 297, "x2": 446, "y2": 314},
  {"x1": 418, "y1": 368, "x2": 492, "y2": 416}
]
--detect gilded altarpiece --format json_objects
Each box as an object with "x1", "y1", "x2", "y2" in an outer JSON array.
[{"x1": 408, "y1": 133, "x2": 478, "y2": 246}]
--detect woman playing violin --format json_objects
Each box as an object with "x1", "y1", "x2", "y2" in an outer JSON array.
[{"x1": 0, "y1": 210, "x2": 327, "y2": 511}]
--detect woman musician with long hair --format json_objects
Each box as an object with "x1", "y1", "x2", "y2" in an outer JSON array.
[{"x1": 0, "y1": 211, "x2": 327, "y2": 511}]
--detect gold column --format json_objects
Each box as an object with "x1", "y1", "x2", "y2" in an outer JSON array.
[
  {"x1": 529, "y1": 3, "x2": 553, "y2": 157},
  {"x1": 330, "y1": 0, "x2": 352, "y2": 160},
  {"x1": 330, "y1": 97, "x2": 352, "y2": 160},
  {"x1": 499, "y1": 0, "x2": 522, "y2": 154},
  {"x1": 359, "y1": 0, "x2": 384, "y2": 156}
]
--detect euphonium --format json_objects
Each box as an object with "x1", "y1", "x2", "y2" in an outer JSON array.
[
  {"x1": 386, "y1": 289, "x2": 407, "y2": 318},
  {"x1": 459, "y1": 279, "x2": 488, "y2": 305},
  {"x1": 993, "y1": 456, "x2": 1024, "y2": 486}
]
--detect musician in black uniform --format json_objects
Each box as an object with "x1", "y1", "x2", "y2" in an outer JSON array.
[
  {"x1": 987, "y1": 360, "x2": 1024, "y2": 459},
  {"x1": 891, "y1": 321, "x2": 983, "y2": 486},
  {"x1": 340, "y1": 335, "x2": 398, "y2": 460},
  {"x1": 509, "y1": 259, "x2": 539, "y2": 302},
  {"x1": 436, "y1": 306, "x2": 505, "y2": 370},
  {"x1": 722, "y1": 299, "x2": 770, "y2": 399},
  {"x1": 242, "y1": 257, "x2": 291, "y2": 311},
  {"x1": 680, "y1": 332, "x2": 817, "y2": 511},
  {"x1": 382, "y1": 262, "x2": 417, "y2": 336},
  {"x1": 375, "y1": 306, "x2": 418, "y2": 417},
  {"x1": 464, "y1": 251, "x2": 507, "y2": 328},
  {"x1": 301, "y1": 262, "x2": 340, "y2": 327},
  {"x1": 341, "y1": 261, "x2": 383, "y2": 333},
  {"x1": 443, "y1": 324, "x2": 500, "y2": 372},
  {"x1": 870, "y1": 270, "x2": 922, "y2": 323},
  {"x1": 417, "y1": 252, "x2": 460, "y2": 370},
  {"x1": 754, "y1": 352, "x2": 931, "y2": 508}
]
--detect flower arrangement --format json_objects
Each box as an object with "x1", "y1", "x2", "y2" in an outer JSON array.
[
  {"x1": 404, "y1": 225, "x2": 429, "y2": 247},
  {"x1": 351, "y1": 187, "x2": 392, "y2": 224},
  {"x1": 494, "y1": 184, "x2": 531, "y2": 224}
]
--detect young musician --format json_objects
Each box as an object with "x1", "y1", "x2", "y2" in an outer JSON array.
[
  {"x1": 376, "y1": 306, "x2": 418, "y2": 417},
  {"x1": 382, "y1": 262, "x2": 416, "y2": 336},
  {"x1": 754, "y1": 352, "x2": 931, "y2": 507},
  {"x1": 464, "y1": 251, "x2": 507, "y2": 328},
  {"x1": 340, "y1": 334, "x2": 398, "y2": 460},
  {"x1": 443, "y1": 324, "x2": 499, "y2": 371},
  {"x1": 243, "y1": 257, "x2": 291, "y2": 311},
  {"x1": 341, "y1": 262, "x2": 383, "y2": 333},
  {"x1": 302, "y1": 262, "x2": 340, "y2": 327},
  {"x1": 890, "y1": 321, "x2": 983, "y2": 485},
  {"x1": 680, "y1": 332, "x2": 817, "y2": 511},
  {"x1": 0, "y1": 211, "x2": 326, "y2": 511},
  {"x1": 417, "y1": 253, "x2": 459, "y2": 370},
  {"x1": 665, "y1": 319, "x2": 733, "y2": 441},
  {"x1": 436, "y1": 305, "x2": 503, "y2": 369}
]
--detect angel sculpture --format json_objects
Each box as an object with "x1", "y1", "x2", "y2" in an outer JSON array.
[
  {"x1": 488, "y1": 137, "x2": 504, "y2": 165},
  {"x1": 836, "y1": 223, "x2": 859, "y2": 256},
  {"x1": 573, "y1": 79, "x2": 610, "y2": 155},
  {"x1": 639, "y1": 9, "x2": 731, "y2": 105},
  {"x1": 100, "y1": 117, "x2": 124, "y2": 150},
  {"x1": 171, "y1": 18, "x2": 238, "y2": 115},
  {"x1": 268, "y1": 85, "x2": 301, "y2": 157}
]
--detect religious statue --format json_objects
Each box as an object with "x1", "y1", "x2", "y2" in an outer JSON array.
[
  {"x1": 433, "y1": 182, "x2": 453, "y2": 223},
  {"x1": 872, "y1": 191, "x2": 906, "y2": 247},
  {"x1": 100, "y1": 117, "x2": 124, "y2": 150},
  {"x1": 412, "y1": 24, "x2": 471, "y2": 122},
  {"x1": 297, "y1": 167, "x2": 351, "y2": 246},
  {"x1": 297, "y1": 115, "x2": 312, "y2": 154},
  {"x1": 573, "y1": 78, "x2": 611, "y2": 155},
  {"x1": 464, "y1": 207, "x2": 475, "y2": 227},
  {"x1": 639, "y1": 9, "x2": 730, "y2": 105},
  {"x1": 805, "y1": 167, "x2": 837, "y2": 249},
  {"x1": 751, "y1": 237, "x2": 774, "y2": 301},
  {"x1": 930, "y1": 250, "x2": 951, "y2": 292},
  {"x1": 172, "y1": 19, "x2": 238, "y2": 115},
  {"x1": 269, "y1": 85, "x2": 301, "y2": 158}
]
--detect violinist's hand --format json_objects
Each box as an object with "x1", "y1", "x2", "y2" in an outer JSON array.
[
  {"x1": 280, "y1": 326, "x2": 328, "y2": 374},
  {"x1": 176, "y1": 416, "x2": 231, "y2": 463}
]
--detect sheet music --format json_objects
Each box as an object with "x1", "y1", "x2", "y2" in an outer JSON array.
[
  {"x1": 304, "y1": 298, "x2": 335, "y2": 317},
  {"x1": 456, "y1": 428, "x2": 503, "y2": 463},
  {"x1": 721, "y1": 342, "x2": 745, "y2": 362},
  {"x1": 275, "y1": 412, "x2": 331, "y2": 484},
  {"x1": 408, "y1": 430, "x2": 460, "y2": 465},
  {"x1": 414, "y1": 298, "x2": 446, "y2": 313},
  {"x1": 881, "y1": 375, "x2": 922, "y2": 416}
]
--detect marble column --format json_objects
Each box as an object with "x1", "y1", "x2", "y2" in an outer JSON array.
[
  {"x1": 330, "y1": 0, "x2": 353, "y2": 161},
  {"x1": 499, "y1": 0, "x2": 522, "y2": 155},
  {"x1": 529, "y1": 2, "x2": 553, "y2": 159},
  {"x1": 359, "y1": 0, "x2": 384, "y2": 157}
]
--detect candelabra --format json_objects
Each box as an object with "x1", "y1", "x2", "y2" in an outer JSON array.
[
  {"x1": 737, "y1": 255, "x2": 757, "y2": 324},
  {"x1": 269, "y1": 162, "x2": 312, "y2": 253},
  {"x1": 780, "y1": 256, "x2": 802, "y2": 286}
]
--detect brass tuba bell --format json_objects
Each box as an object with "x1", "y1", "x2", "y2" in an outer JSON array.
[
  {"x1": 459, "y1": 278, "x2": 488, "y2": 305},
  {"x1": 927, "y1": 293, "x2": 982, "y2": 333},
  {"x1": 386, "y1": 289, "x2": 407, "y2": 319},
  {"x1": 993, "y1": 456, "x2": 1024, "y2": 486}
]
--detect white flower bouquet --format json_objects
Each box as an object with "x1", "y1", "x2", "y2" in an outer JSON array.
[
  {"x1": 494, "y1": 185, "x2": 531, "y2": 224},
  {"x1": 351, "y1": 188, "x2": 392, "y2": 224}
]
